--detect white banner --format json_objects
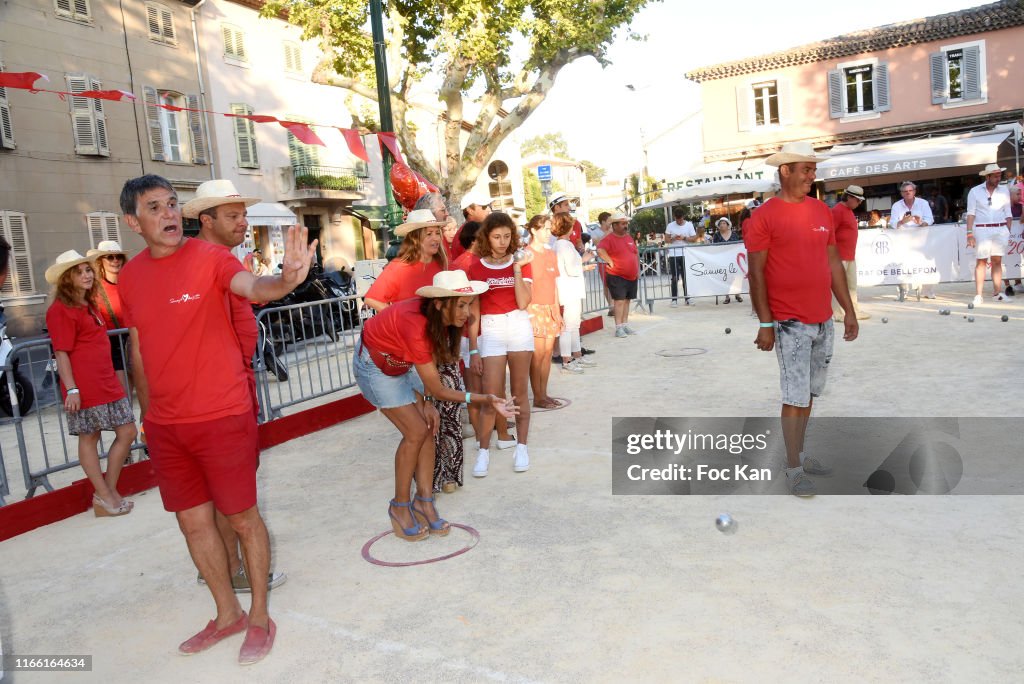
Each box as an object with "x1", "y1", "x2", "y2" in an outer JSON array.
[
  {"x1": 682, "y1": 243, "x2": 749, "y2": 297},
  {"x1": 855, "y1": 224, "x2": 961, "y2": 286}
]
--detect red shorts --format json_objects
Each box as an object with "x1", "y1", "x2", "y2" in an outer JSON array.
[{"x1": 144, "y1": 412, "x2": 258, "y2": 515}]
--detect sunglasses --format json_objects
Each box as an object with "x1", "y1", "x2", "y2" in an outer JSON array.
[{"x1": 102, "y1": 255, "x2": 125, "y2": 261}]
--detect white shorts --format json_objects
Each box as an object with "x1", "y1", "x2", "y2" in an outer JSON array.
[
  {"x1": 479, "y1": 310, "x2": 534, "y2": 357},
  {"x1": 975, "y1": 225, "x2": 1009, "y2": 260}
]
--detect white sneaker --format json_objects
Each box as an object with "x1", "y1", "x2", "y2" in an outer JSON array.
[
  {"x1": 472, "y1": 449, "x2": 489, "y2": 477},
  {"x1": 496, "y1": 438, "x2": 517, "y2": 450},
  {"x1": 972, "y1": 295, "x2": 983, "y2": 307},
  {"x1": 801, "y1": 456, "x2": 833, "y2": 476},
  {"x1": 575, "y1": 357, "x2": 598, "y2": 368},
  {"x1": 670, "y1": 300, "x2": 679, "y2": 308},
  {"x1": 623, "y1": 325, "x2": 638, "y2": 335},
  {"x1": 513, "y1": 444, "x2": 530, "y2": 472},
  {"x1": 615, "y1": 327, "x2": 628, "y2": 338},
  {"x1": 786, "y1": 468, "x2": 815, "y2": 497},
  {"x1": 994, "y1": 292, "x2": 1009, "y2": 302}
]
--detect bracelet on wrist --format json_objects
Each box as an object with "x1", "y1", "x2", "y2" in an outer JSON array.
[
  {"x1": 465, "y1": 392, "x2": 472, "y2": 405},
  {"x1": 67, "y1": 388, "x2": 80, "y2": 395},
  {"x1": 759, "y1": 322, "x2": 774, "y2": 328},
  {"x1": 468, "y1": 349, "x2": 479, "y2": 356}
]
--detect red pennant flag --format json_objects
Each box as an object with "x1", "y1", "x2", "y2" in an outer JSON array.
[
  {"x1": 377, "y1": 132, "x2": 405, "y2": 165},
  {"x1": 280, "y1": 120, "x2": 325, "y2": 147},
  {"x1": 80, "y1": 89, "x2": 136, "y2": 102},
  {"x1": 226, "y1": 112, "x2": 278, "y2": 124},
  {"x1": 339, "y1": 128, "x2": 368, "y2": 162},
  {"x1": 0, "y1": 72, "x2": 47, "y2": 90}
]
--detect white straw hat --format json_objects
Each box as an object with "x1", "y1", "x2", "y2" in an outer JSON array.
[
  {"x1": 86, "y1": 240, "x2": 127, "y2": 260},
  {"x1": 979, "y1": 163, "x2": 1006, "y2": 177},
  {"x1": 764, "y1": 141, "x2": 820, "y2": 166},
  {"x1": 45, "y1": 250, "x2": 93, "y2": 284},
  {"x1": 395, "y1": 209, "x2": 447, "y2": 238},
  {"x1": 181, "y1": 179, "x2": 261, "y2": 218},
  {"x1": 415, "y1": 270, "x2": 489, "y2": 298}
]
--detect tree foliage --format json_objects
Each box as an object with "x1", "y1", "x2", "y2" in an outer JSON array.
[
  {"x1": 262, "y1": 0, "x2": 656, "y2": 208},
  {"x1": 523, "y1": 169, "x2": 546, "y2": 218},
  {"x1": 521, "y1": 132, "x2": 571, "y2": 159},
  {"x1": 579, "y1": 159, "x2": 606, "y2": 184}
]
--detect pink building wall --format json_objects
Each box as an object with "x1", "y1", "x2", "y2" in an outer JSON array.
[{"x1": 697, "y1": 25, "x2": 1024, "y2": 161}]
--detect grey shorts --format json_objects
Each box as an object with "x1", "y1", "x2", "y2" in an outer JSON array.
[{"x1": 774, "y1": 319, "x2": 834, "y2": 408}]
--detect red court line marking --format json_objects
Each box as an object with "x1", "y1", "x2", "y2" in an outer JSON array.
[{"x1": 361, "y1": 523, "x2": 480, "y2": 567}]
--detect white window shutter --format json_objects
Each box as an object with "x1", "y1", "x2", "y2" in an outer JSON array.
[
  {"x1": 54, "y1": 0, "x2": 72, "y2": 17},
  {"x1": 187, "y1": 94, "x2": 206, "y2": 164},
  {"x1": 66, "y1": 74, "x2": 98, "y2": 155},
  {"x1": 222, "y1": 25, "x2": 235, "y2": 57},
  {"x1": 72, "y1": 0, "x2": 89, "y2": 20},
  {"x1": 90, "y1": 76, "x2": 109, "y2": 156},
  {"x1": 962, "y1": 45, "x2": 982, "y2": 101},
  {"x1": 827, "y1": 69, "x2": 843, "y2": 119},
  {"x1": 161, "y1": 7, "x2": 175, "y2": 42},
  {"x1": 87, "y1": 213, "x2": 104, "y2": 247},
  {"x1": 1, "y1": 212, "x2": 35, "y2": 297},
  {"x1": 874, "y1": 63, "x2": 891, "y2": 112},
  {"x1": 146, "y1": 4, "x2": 161, "y2": 38},
  {"x1": 231, "y1": 103, "x2": 259, "y2": 169},
  {"x1": 142, "y1": 85, "x2": 165, "y2": 161},
  {"x1": 236, "y1": 30, "x2": 248, "y2": 61},
  {"x1": 930, "y1": 52, "x2": 947, "y2": 104},
  {"x1": 735, "y1": 84, "x2": 752, "y2": 132},
  {"x1": 777, "y1": 78, "x2": 792, "y2": 126},
  {"x1": 0, "y1": 65, "x2": 14, "y2": 149}
]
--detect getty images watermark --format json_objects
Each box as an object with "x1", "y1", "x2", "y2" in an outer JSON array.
[{"x1": 612, "y1": 417, "x2": 1024, "y2": 495}]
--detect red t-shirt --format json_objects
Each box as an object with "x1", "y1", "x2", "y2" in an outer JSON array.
[
  {"x1": 450, "y1": 251, "x2": 478, "y2": 274},
  {"x1": 570, "y1": 219, "x2": 583, "y2": 247},
  {"x1": 120, "y1": 238, "x2": 250, "y2": 424},
  {"x1": 46, "y1": 300, "x2": 126, "y2": 409},
  {"x1": 601, "y1": 232, "x2": 639, "y2": 280},
  {"x1": 528, "y1": 246, "x2": 558, "y2": 305},
  {"x1": 361, "y1": 297, "x2": 433, "y2": 364},
  {"x1": 831, "y1": 202, "x2": 858, "y2": 261},
  {"x1": 744, "y1": 197, "x2": 836, "y2": 324},
  {"x1": 450, "y1": 223, "x2": 470, "y2": 262},
  {"x1": 94, "y1": 278, "x2": 124, "y2": 330},
  {"x1": 365, "y1": 259, "x2": 443, "y2": 305},
  {"x1": 466, "y1": 257, "x2": 532, "y2": 315}
]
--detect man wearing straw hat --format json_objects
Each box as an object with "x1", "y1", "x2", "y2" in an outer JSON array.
[
  {"x1": 965, "y1": 163, "x2": 1014, "y2": 306},
  {"x1": 746, "y1": 142, "x2": 858, "y2": 497},
  {"x1": 181, "y1": 179, "x2": 288, "y2": 597},
  {"x1": 830, "y1": 185, "x2": 870, "y2": 321},
  {"x1": 117, "y1": 174, "x2": 315, "y2": 664}
]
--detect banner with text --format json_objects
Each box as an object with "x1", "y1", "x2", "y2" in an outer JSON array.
[{"x1": 681, "y1": 243, "x2": 749, "y2": 297}]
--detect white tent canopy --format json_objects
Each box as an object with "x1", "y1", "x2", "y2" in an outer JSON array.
[
  {"x1": 246, "y1": 202, "x2": 297, "y2": 226},
  {"x1": 816, "y1": 129, "x2": 1014, "y2": 181},
  {"x1": 638, "y1": 178, "x2": 779, "y2": 211}
]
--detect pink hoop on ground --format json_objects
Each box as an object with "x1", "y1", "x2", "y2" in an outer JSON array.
[{"x1": 360, "y1": 523, "x2": 480, "y2": 567}]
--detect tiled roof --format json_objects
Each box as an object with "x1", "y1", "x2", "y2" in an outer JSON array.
[{"x1": 685, "y1": 0, "x2": 1024, "y2": 82}]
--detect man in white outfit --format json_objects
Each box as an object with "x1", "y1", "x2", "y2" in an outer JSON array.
[
  {"x1": 888, "y1": 181, "x2": 934, "y2": 300},
  {"x1": 664, "y1": 206, "x2": 698, "y2": 307},
  {"x1": 965, "y1": 163, "x2": 1014, "y2": 306}
]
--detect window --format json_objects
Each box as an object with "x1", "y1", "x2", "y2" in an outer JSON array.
[
  {"x1": 142, "y1": 86, "x2": 207, "y2": 164},
  {"x1": 86, "y1": 212, "x2": 120, "y2": 249},
  {"x1": 287, "y1": 117, "x2": 321, "y2": 168},
  {"x1": 283, "y1": 42, "x2": 303, "y2": 73},
  {"x1": 54, "y1": 0, "x2": 91, "y2": 22},
  {"x1": 222, "y1": 24, "x2": 248, "y2": 63},
  {"x1": 146, "y1": 3, "x2": 176, "y2": 45},
  {"x1": 0, "y1": 62, "x2": 15, "y2": 150},
  {"x1": 931, "y1": 41, "x2": 985, "y2": 107},
  {"x1": 230, "y1": 103, "x2": 260, "y2": 169},
  {"x1": 0, "y1": 211, "x2": 35, "y2": 298},
  {"x1": 66, "y1": 74, "x2": 109, "y2": 157},
  {"x1": 736, "y1": 78, "x2": 791, "y2": 132},
  {"x1": 828, "y1": 60, "x2": 890, "y2": 119}
]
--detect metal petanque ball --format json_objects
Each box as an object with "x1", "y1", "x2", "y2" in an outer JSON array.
[
  {"x1": 1002, "y1": 315, "x2": 1009, "y2": 322},
  {"x1": 968, "y1": 302, "x2": 975, "y2": 309},
  {"x1": 725, "y1": 327, "x2": 731, "y2": 334},
  {"x1": 715, "y1": 514, "x2": 738, "y2": 535},
  {"x1": 968, "y1": 316, "x2": 975, "y2": 323},
  {"x1": 881, "y1": 317, "x2": 888, "y2": 324}
]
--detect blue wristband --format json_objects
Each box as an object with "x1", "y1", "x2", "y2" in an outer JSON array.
[
  {"x1": 759, "y1": 322, "x2": 774, "y2": 328},
  {"x1": 465, "y1": 392, "x2": 472, "y2": 405},
  {"x1": 468, "y1": 349, "x2": 479, "y2": 356}
]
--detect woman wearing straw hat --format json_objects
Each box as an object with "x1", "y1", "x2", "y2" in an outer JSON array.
[
  {"x1": 354, "y1": 270, "x2": 517, "y2": 540},
  {"x1": 363, "y1": 209, "x2": 448, "y2": 312},
  {"x1": 44, "y1": 251, "x2": 138, "y2": 517},
  {"x1": 86, "y1": 240, "x2": 131, "y2": 391}
]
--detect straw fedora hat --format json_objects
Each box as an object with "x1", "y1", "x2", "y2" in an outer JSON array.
[
  {"x1": 395, "y1": 209, "x2": 447, "y2": 238},
  {"x1": 86, "y1": 240, "x2": 128, "y2": 260},
  {"x1": 45, "y1": 250, "x2": 94, "y2": 284},
  {"x1": 181, "y1": 179, "x2": 261, "y2": 219},
  {"x1": 415, "y1": 269, "x2": 489, "y2": 298},
  {"x1": 844, "y1": 185, "x2": 865, "y2": 200},
  {"x1": 979, "y1": 163, "x2": 1006, "y2": 177},
  {"x1": 764, "y1": 141, "x2": 820, "y2": 166},
  {"x1": 608, "y1": 212, "x2": 630, "y2": 223}
]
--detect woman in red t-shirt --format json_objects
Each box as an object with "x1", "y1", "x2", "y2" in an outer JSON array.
[
  {"x1": 525, "y1": 215, "x2": 562, "y2": 409},
  {"x1": 466, "y1": 213, "x2": 534, "y2": 477},
  {"x1": 364, "y1": 209, "x2": 448, "y2": 312},
  {"x1": 44, "y1": 251, "x2": 138, "y2": 517},
  {"x1": 87, "y1": 240, "x2": 130, "y2": 391},
  {"x1": 353, "y1": 271, "x2": 516, "y2": 541}
]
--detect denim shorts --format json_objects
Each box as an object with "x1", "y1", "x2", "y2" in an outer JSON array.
[
  {"x1": 353, "y1": 344, "x2": 424, "y2": 409},
  {"x1": 774, "y1": 319, "x2": 834, "y2": 408}
]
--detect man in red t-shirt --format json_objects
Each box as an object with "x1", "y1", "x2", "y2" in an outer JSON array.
[
  {"x1": 830, "y1": 184, "x2": 870, "y2": 322},
  {"x1": 745, "y1": 143, "x2": 858, "y2": 497},
  {"x1": 597, "y1": 213, "x2": 639, "y2": 338},
  {"x1": 449, "y1": 192, "x2": 491, "y2": 262},
  {"x1": 184, "y1": 179, "x2": 287, "y2": 597},
  {"x1": 119, "y1": 174, "x2": 315, "y2": 664}
]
